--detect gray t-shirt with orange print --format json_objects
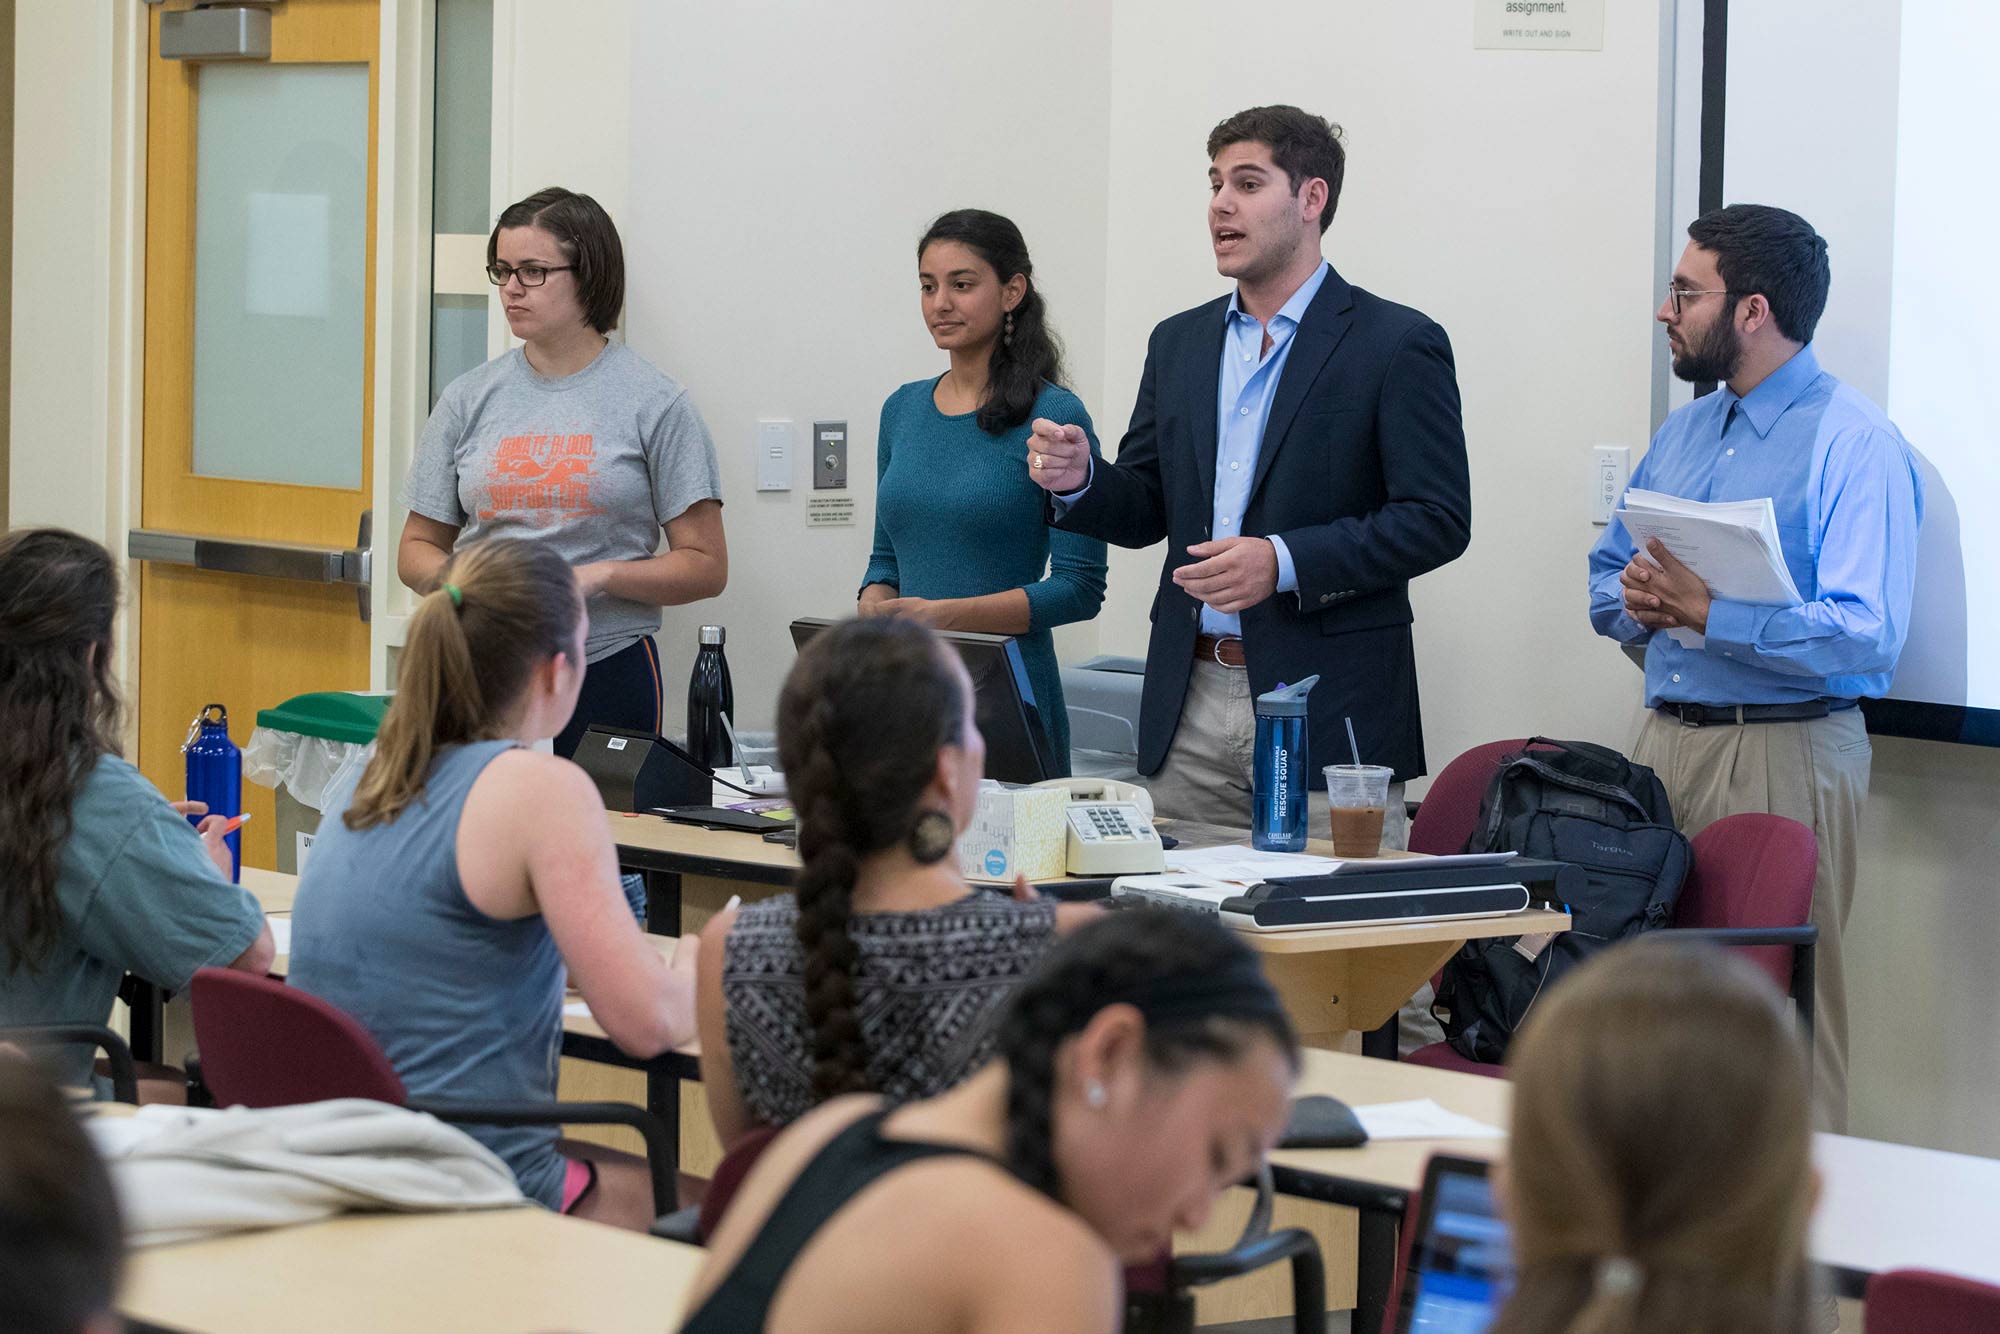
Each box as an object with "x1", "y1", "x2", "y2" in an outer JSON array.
[{"x1": 402, "y1": 342, "x2": 723, "y2": 662}]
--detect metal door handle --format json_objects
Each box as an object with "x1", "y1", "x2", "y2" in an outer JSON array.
[{"x1": 128, "y1": 510, "x2": 374, "y2": 623}]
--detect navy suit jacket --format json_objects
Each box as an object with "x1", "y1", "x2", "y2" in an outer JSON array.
[{"x1": 1053, "y1": 267, "x2": 1471, "y2": 784}]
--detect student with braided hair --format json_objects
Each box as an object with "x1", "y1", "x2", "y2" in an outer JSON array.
[
  {"x1": 696, "y1": 616, "x2": 1090, "y2": 1147},
  {"x1": 290, "y1": 538, "x2": 697, "y2": 1231},
  {"x1": 680, "y1": 907, "x2": 1300, "y2": 1333},
  {"x1": 1492, "y1": 939, "x2": 1821, "y2": 1334}
]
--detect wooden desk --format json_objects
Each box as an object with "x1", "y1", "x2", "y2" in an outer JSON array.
[
  {"x1": 119, "y1": 1207, "x2": 706, "y2": 1333},
  {"x1": 1266, "y1": 1048, "x2": 2000, "y2": 1328},
  {"x1": 612, "y1": 812, "x2": 1570, "y2": 1047}
]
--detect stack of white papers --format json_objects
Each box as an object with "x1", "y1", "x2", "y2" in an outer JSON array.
[
  {"x1": 1614, "y1": 487, "x2": 1802, "y2": 648},
  {"x1": 1162, "y1": 845, "x2": 1345, "y2": 884},
  {"x1": 1352, "y1": 1098, "x2": 1505, "y2": 1141}
]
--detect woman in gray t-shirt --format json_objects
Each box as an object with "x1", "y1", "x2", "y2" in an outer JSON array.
[{"x1": 396, "y1": 187, "x2": 726, "y2": 757}]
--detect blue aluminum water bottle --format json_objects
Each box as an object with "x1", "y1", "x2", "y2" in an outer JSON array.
[
  {"x1": 1251, "y1": 675, "x2": 1319, "y2": 852},
  {"x1": 183, "y1": 703, "x2": 243, "y2": 883}
]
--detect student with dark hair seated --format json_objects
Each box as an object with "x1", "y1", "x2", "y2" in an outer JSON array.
[
  {"x1": 679, "y1": 908, "x2": 1300, "y2": 1332},
  {"x1": 696, "y1": 616, "x2": 1092, "y2": 1148},
  {"x1": 0, "y1": 1055, "x2": 123, "y2": 1334},
  {"x1": 0, "y1": 528, "x2": 274, "y2": 1099},
  {"x1": 1493, "y1": 939, "x2": 1820, "y2": 1334}
]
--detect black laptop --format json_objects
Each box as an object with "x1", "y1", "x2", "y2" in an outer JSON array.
[{"x1": 1392, "y1": 1154, "x2": 1512, "y2": 1334}]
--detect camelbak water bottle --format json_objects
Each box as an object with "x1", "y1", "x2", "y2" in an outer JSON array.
[
  {"x1": 183, "y1": 703, "x2": 243, "y2": 882},
  {"x1": 1251, "y1": 675, "x2": 1319, "y2": 853}
]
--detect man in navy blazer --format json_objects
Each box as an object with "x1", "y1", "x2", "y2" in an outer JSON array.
[{"x1": 1028, "y1": 105, "x2": 1471, "y2": 830}]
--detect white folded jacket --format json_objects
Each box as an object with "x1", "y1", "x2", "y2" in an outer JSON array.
[{"x1": 86, "y1": 1098, "x2": 526, "y2": 1247}]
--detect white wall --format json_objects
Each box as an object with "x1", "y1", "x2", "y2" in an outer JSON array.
[{"x1": 617, "y1": 0, "x2": 1114, "y2": 724}]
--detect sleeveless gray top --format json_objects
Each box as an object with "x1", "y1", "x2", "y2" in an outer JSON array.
[
  {"x1": 289, "y1": 741, "x2": 568, "y2": 1208},
  {"x1": 721, "y1": 889, "x2": 1058, "y2": 1126}
]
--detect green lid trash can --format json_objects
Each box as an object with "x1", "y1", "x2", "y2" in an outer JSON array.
[{"x1": 245, "y1": 691, "x2": 392, "y2": 873}]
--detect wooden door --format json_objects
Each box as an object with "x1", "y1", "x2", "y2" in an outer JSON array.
[{"x1": 137, "y1": 0, "x2": 380, "y2": 871}]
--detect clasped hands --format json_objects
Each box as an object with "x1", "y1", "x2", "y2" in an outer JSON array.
[
  {"x1": 1621, "y1": 537, "x2": 1711, "y2": 634},
  {"x1": 1023, "y1": 418, "x2": 1277, "y2": 615}
]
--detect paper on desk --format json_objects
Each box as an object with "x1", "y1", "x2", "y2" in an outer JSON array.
[
  {"x1": 1616, "y1": 489, "x2": 1802, "y2": 650},
  {"x1": 1353, "y1": 1098, "x2": 1504, "y2": 1141},
  {"x1": 563, "y1": 1000, "x2": 594, "y2": 1020},
  {"x1": 267, "y1": 916, "x2": 292, "y2": 956},
  {"x1": 1163, "y1": 845, "x2": 1344, "y2": 885}
]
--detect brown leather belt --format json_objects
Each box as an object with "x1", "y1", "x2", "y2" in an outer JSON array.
[{"x1": 1194, "y1": 634, "x2": 1247, "y2": 668}]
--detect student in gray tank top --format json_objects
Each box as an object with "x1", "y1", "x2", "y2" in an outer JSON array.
[
  {"x1": 695, "y1": 617, "x2": 1096, "y2": 1148},
  {"x1": 289, "y1": 538, "x2": 698, "y2": 1231},
  {"x1": 396, "y1": 187, "x2": 728, "y2": 758}
]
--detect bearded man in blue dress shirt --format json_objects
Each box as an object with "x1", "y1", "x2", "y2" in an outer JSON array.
[{"x1": 1589, "y1": 204, "x2": 1924, "y2": 1131}]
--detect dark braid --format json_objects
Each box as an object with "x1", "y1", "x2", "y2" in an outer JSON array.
[
  {"x1": 776, "y1": 618, "x2": 968, "y2": 1102},
  {"x1": 994, "y1": 908, "x2": 1299, "y2": 1200}
]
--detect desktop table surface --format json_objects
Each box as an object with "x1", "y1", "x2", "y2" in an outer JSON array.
[
  {"x1": 1276, "y1": 1049, "x2": 2000, "y2": 1290},
  {"x1": 118, "y1": 1206, "x2": 707, "y2": 1334}
]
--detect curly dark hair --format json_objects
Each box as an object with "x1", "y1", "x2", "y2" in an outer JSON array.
[
  {"x1": 0, "y1": 529, "x2": 125, "y2": 974},
  {"x1": 918, "y1": 209, "x2": 1069, "y2": 435}
]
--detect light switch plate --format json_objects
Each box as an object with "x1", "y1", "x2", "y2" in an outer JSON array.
[
  {"x1": 756, "y1": 420, "x2": 792, "y2": 492},
  {"x1": 1592, "y1": 445, "x2": 1630, "y2": 525},
  {"x1": 814, "y1": 420, "x2": 847, "y2": 490}
]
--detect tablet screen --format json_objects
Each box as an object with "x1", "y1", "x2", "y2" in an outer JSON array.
[{"x1": 1398, "y1": 1159, "x2": 1512, "y2": 1334}]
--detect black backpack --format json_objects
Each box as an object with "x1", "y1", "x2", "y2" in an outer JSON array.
[{"x1": 1432, "y1": 737, "x2": 1690, "y2": 1063}]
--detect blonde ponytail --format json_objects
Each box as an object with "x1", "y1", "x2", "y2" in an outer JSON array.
[{"x1": 345, "y1": 539, "x2": 581, "y2": 830}]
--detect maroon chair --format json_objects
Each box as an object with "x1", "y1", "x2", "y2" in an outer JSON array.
[
  {"x1": 189, "y1": 967, "x2": 679, "y2": 1215},
  {"x1": 1865, "y1": 1269, "x2": 2000, "y2": 1333},
  {"x1": 1407, "y1": 810, "x2": 1820, "y2": 1080},
  {"x1": 1406, "y1": 739, "x2": 1532, "y2": 856}
]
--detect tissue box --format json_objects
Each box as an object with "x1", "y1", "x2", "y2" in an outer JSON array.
[{"x1": 958, "y1": 784, "x2": 1068, "y2": 882}]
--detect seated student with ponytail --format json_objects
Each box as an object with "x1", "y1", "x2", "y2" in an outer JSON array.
[
  {"x1": 679, "y1": 908, "x2": 1300, "y2": 1333},
  {"x1": 1492, "y1": 939, "x2": 1821, "y2": 1334},
  {"x1": 0, "y1": 528, "x2": 273, "y2": 1101},
  {"x1": 289, "y1": 538, "x2": 698, "y2": 1231},
  {"x1": 696, "y1": 616, "x2": 1092, "y2": 1147}
]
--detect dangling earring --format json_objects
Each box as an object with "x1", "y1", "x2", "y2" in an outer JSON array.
[
  {"x1": 1003, "y1": 310, "x2": 1015, "y2": 347},
  {"x1": 1084, "y1": 1080, "x2": 1108, "y2": 1110},
  {"x1": 908, "y1": 809, "x2": 955, "y2": 864}
]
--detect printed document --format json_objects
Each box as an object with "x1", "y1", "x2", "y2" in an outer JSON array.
[{"x1": 1614, "y1": 487, "x2": 1802, "y2": 648}]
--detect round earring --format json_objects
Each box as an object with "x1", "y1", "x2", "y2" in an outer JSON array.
[
  {"x1": 1003, "y1": 310, "x2": 1015, "y2": 346},
  {"x1": 907, "y1": 809, "x2": 955, "y2": 864},
  {"x1": 1084, "y1": 1080, "x2": 1108, "y2": 1110}
]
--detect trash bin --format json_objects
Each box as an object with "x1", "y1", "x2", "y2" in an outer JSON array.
[{"x1": 244, "y1": 692, "x2": 391, "y2": 873}]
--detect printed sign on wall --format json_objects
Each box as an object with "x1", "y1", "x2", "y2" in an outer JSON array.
[{"x1": 1474, "y1": 0, "x2": 1604, "y2": 51}]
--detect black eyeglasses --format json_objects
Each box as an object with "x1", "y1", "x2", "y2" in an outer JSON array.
[{"x1": 486, "y1": 262, "x2": 574, "y2": 288}]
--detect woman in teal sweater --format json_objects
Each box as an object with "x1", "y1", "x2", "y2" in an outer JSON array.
[{"x1": 859, "y1": 210, "x2": 1107, "y2": 772}]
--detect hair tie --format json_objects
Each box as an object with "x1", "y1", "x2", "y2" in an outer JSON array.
[
  {"x1": 442, "y1": 582, "x2": 463, "y2": 609},
  {"x1": 1593, "y1": 1255, "x2": 1644, "y2": 1298}
]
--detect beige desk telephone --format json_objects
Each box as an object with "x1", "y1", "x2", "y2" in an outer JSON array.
[{"x1": 1031, "y1": 778, "x2": 1166, "y2": 876}]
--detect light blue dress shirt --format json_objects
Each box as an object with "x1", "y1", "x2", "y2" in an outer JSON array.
[
  {"x1": 1056, "y1": 263, "x2": 1330, "y2": 636},
  {"x1": 1199, "y1": 261, "x2": 1327, "y2": 636},
  {"x1": 1587, "y1": 344, "x2": 1923, "y2": 707}
]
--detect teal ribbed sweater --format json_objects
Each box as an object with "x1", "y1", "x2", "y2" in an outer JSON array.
[{"x1": 861, "y1": 378, "x2": 1108, "y2": 771}]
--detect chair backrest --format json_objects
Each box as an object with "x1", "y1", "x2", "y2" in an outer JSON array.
[
  {"x1": 1865, "y1": 1268, "x2": 2000, "y2": 1334},
  {"x1": 696, "y1": 1123, "x2": 783, "y2": 1242},
  {"x1": 189, "y1": 967, "x2": 408, "y2": 1108},
  {"x1": 1407, "y1": 739, "x2": 1532, "y2": 855},
  {"x1": 1676, "y1": 813, "x2": 1817, "y2": 992}
]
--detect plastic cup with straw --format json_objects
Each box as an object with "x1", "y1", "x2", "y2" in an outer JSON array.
[{"x1": 1324, "y1": 715, "x2": 1394, "y2": 857}]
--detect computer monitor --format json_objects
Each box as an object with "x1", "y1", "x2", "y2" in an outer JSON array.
[
  {"x1": 788, "y1": 617, "x2": 1059, "y2": 783},
  {"x1": 1393, "y1": 1155, "x2": 1512, "y2": 1334}
]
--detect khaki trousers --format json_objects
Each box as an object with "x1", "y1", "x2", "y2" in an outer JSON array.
[
  {"x1": 1632, "y1": 706, "x2": 1871, "y2": 1132},
  {"x1": 1146, "y1": 658, "x2": 1409, "y2": 850}
]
